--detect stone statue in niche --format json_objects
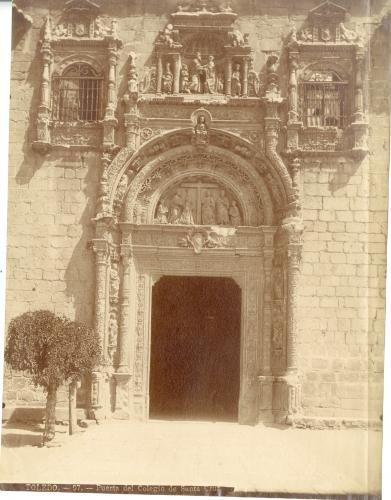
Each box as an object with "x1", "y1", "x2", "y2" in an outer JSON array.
[
  {"x1": 229, "y1": 29, "x2": 248, "y2": 47},
  {"x1": 180, "y1": 64, "x2": 191, "y2": 93},
  {"x1": 231, "y1": 64, "x2": 242, "y2": 96},
  {"x1": 127, "y1": 54, "x2": 139, "y2": 95},
  {"x1": 266, "y1": 54, "x2": 279, "y2": 91},
  {"x1": 110, "y1": 263, "x2": 120, "y2": 302},
  {"x1": 190, "y1": 52, "x2": 204, "y2": 93},
  {"x1": 229, "y1": 200, "x2": 242, "y2": 226},
  {"x1": 193, "y1": 115, "x2": 209, "y2": 147},
  {"x1": 215, "y1": 190, "x2": 230, "y2": 225},
  {"x1": 247, "y1": 57, "x2": 260, "y2": 97},
  {"x1": 108, "y1": 311, "x2": 118, "y2": 348},
  {"x1": 201, "y1": 191, "x2": 216, "y2": 225},
  {"x1": 155, "y1": 200, "x2": 169, "y2": 224},
  {"x1": 205, "y1": 55, "x2": 216, "y2": 93},
  {"x1": 142, "y1": 67, "x2": 157, "y2": 93},
  {"x1": 162, "y1": 63, "x2": 173, "y2": 93},
  {"x1": 169, "y1": 191, "x2": 184, "y2": 223},
  {"x1": 179, "y1": 192, "x2": 195, "y2": 225}
]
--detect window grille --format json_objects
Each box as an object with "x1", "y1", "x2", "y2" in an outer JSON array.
[
  {"x1": 52, "y1": 63, "x2": 104, "y2": 122},
  {"x1": 299, "y1": 71, "x2": 348, "y2": 128}
]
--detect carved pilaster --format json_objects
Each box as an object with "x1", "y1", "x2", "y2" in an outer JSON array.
[
  {"x1": 117, "y1": 245, "x2": 133, "y2": 374},
  {"x1": 261, "y1": 247, "x2": 274, "y2": 376},
  {"x1": 242, "y1": 56, "x2": 249, "y2": 97},
  {"x1": 124, "y1": 113, "x2": 140, "y2": 150},
  {"x1": 286, "y1": 51, "x2": 302, "y2": 152},
  {"x1": 92, "y1": 239, "x2": 110, "y2": 352},
  {"x1": 350, "y1": 48, "x2": 369, "y2": 154},
  {"x1": 113, "y1": 243, "x2": 133, "y2": 419},
  {"x1": 103, "y1": 43, "x2": 119, "y2": 150},
  {"x1": 281, "y1": 221, "x2": 303, "y2": 374},
  {"x1": 156, "y1": 54, "x2": 163, "y2": 94},
  {"x1": 90, "y1": 239, "x2": 111, "y2": 419},
  {"x1": 123, "y1": 52, "x2": 140, "y2": 150},
  {"x1": 96, "y1": 153, "x2": 113, "y2": 218},
  {"x1": 225, "y1": 57, "x2": 232, "y2": 96},
  {"x1": 33, "y1": 16, "x2": 53, "y2": 154},
  {"x1": 173, "y1": 54, "x2": 181, "y2": 94}
]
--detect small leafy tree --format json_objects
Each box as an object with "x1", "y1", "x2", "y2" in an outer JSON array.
[{"x1": 4, "y1": 310, "x2": 101, "y2": 443}]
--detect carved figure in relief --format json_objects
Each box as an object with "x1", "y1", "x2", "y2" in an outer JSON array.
[
  {"x1": 231, "y1": 64, "x2": 242, "y2": 96},
  {"x1": 247, "y1": 57, "x2": 260, "y2": 97},
  {"x1": 95, "y1": 17, "x2": 110, "y2": 37},
  {"x1": 230, "y1": 29, "x2": 245, "y2": 47},
  {"x1": 201, "y1": 191, "x2": 216, "y2": 225},
  {"x1": 320, "y1": 27, "x2": 332, "y2": 42},
  {"x1": 193, "y1": 115, "x2": 209, "y2": 147},
  {"x1": 179, "y1": 193, "x2": 195, "y2": 225},
  {"x1": 142, "y1": 67, "x2": 157, "y2": 93},
  {"x1": 339, "y1": 22, "x2": 360, "y2": 43},
  {"x1": 216, "y1": 190, "x2": 230, "y2": 225},
  {"x1": 116, "y1": 174, "x2": 128, "y2": 201},
  {"x1": 205, "y1": 56, "x2": 216, "y2": 93},
  {"x1": 299, "y1": 27, "x2": 313, "y2": 41},
  {"x1": 108, "y1": 312, "x2": 118, "y2": 347},
  {"x1": 110, "y1": 264, "x2": 120, "y2": 301},
  {"x1": 180, "y1": 64, "x2": 191, "y2": 93},
  {"x1": 53, "y1": 23, "x2": 68, "y2": 38},
  {"x1": 157, "y1": 23, "x2": 178, "y2": 48},
  {"x1": 162, "y1": 63, "x2": 173, "y2": 93},
  {"x1": 229, "y1": 200, "x2": 241, "y2": 226},
  {"x1": 127, "y1": 53, "x2": 139, "y2": 95},
  {"x1": 155, "y1": 200, "x2": 169, "y2": 224},
  {"x1": 289, "y1": 24, "x2": 298, "y2": 43},
  {"x1": 169, "y1": 191, "x2": 183, "y2": 223}
]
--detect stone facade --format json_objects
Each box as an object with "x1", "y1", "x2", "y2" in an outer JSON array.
[{"x1": 3, "y1": 0, "x2": 390, "y2": 427}]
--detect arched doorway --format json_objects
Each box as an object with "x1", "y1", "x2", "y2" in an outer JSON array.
[{"x1": 149, "y1": 276, "x2": 241, "y2": 422}]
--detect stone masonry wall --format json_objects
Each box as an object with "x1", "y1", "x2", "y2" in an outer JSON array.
[{"x1": 2, "y1": 0, "x2": 390, "y2": 422}]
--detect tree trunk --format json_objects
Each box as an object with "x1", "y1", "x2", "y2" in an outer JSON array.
[
  {"x1": 68, "y1": 381, "x2": 77, "y2": 435},
  {"x1": 43, "y1": 383, "x2": 57, "y2": 443}
]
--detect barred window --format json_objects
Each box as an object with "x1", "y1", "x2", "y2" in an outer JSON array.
[
  {"x1": 299, "y1": 71, "x2": 348, "y2": 128},
  {"x1": 52, "y1": 63, "x2": 104, "y2": 122}
]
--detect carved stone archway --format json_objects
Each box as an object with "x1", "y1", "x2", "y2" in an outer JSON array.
[{"x1": 91, "y1": 130, "x2": 304, "y2": 426}]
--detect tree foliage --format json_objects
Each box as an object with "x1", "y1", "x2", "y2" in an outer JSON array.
[
  {"x1": 5, "y1": 310, "x2": 101, "y2": 443},
  {"x1": 5, "y1": 310, "x2": 101, "y2": 389}
]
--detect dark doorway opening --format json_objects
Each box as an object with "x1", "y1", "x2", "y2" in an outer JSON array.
[{"x1": 149, "y1": 276, "x2": 241, "y2": 422}]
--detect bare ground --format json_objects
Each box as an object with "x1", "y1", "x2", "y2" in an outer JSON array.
[{"x1": 0, "y1": 420, "x2": 383, "y2": 495}]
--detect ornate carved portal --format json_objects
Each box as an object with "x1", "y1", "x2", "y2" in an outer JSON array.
[{"x1": 91, "y1": 127, "x2": 304, "y2": 425}]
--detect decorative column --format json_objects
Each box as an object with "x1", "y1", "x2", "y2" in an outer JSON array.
[
  {"x1": 351, "y1": 46, "x2": 369, "y2": 154},
  {"x1": 33, "y1": 16, "x2": 52, "y2": 154},
  {"x1": 173, "y1": 54, "x2": 181, "y2": 94},
  {"x1": 225, "y1": 57, "x2": 232, "y2": 96},
  {"x1": 114, "y1": 243, "x2": 133, "y2": 418},
  {"x1": 242, "y1": 56, "x2": 249, "y2": 97},
  {"x1": 123, "y1": 52, "x2": 140, "y2": 150},
  {"x1": 91, "y1": 238, "x2": 111, "y2": 420},
  {"x1": 103, "y1": 43, "x2": 119, "y2": 150},
  {"x1": 156, "y1": 54, "x2": 163, "y2": 94},
  {"x1": 276, "y1": 218, "x2": 304, "y2": 424}
]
